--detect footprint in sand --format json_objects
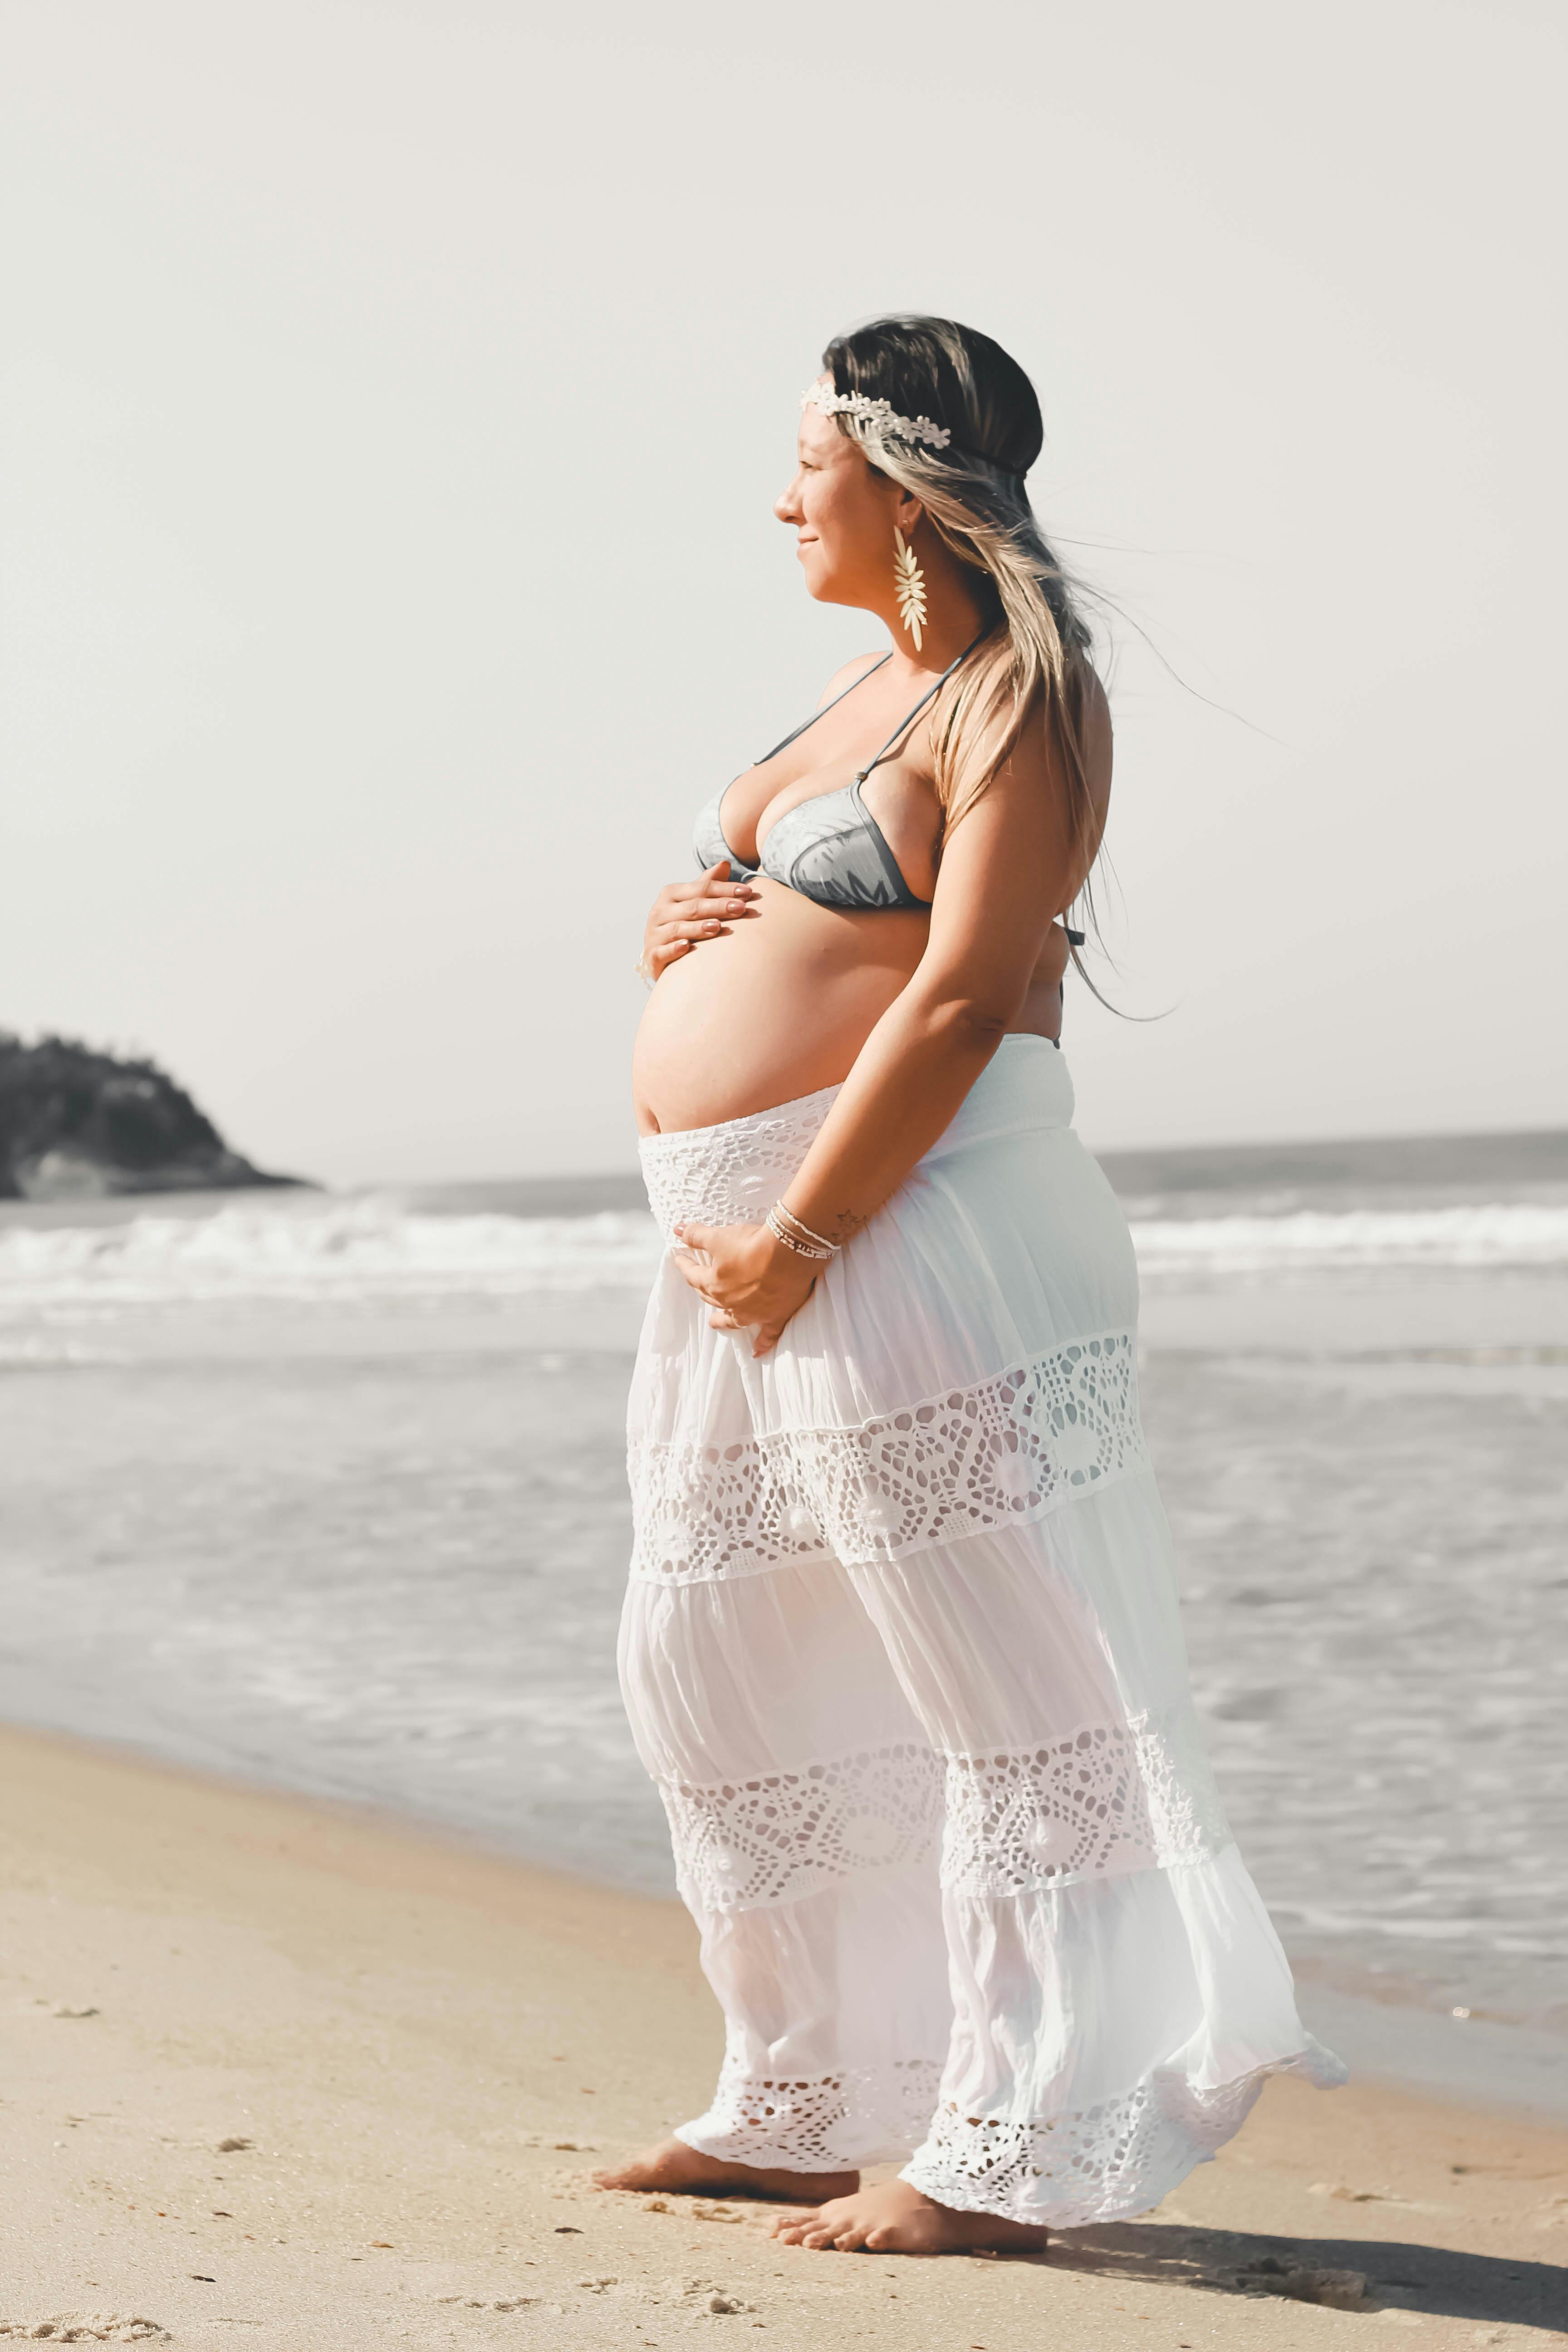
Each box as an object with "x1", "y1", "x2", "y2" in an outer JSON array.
[
  {"x1": 0, "y1": 2322, "x2": 169, "y2": 2344},
  {"x1": 651, "y1": 2280, "x2": 754, "y2": 2315},
  {"x1": 1233, "y1": 2259, "x2": 1370, "y2": 2310}
]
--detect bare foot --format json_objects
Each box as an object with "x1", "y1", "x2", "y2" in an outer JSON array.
[
  {"x1": 592, "y1": 2135, "x2": 859, "y2": 2205},
  {"x1": 771, "y1": 2177, "x2": 1050, "y2": 2255}
]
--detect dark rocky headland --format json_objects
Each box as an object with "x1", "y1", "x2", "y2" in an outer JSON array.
[{"x1": 0, "y1": 1033, "x2": 304, "y2": 1201}]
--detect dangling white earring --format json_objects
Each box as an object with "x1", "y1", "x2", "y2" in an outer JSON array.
[{"x1": 892, "y1": 526, "x2": 927, "y2": 652}]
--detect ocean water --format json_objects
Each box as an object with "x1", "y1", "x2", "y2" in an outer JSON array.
[{"x1": 1, "y1": 1132, "x2": 1565, "y2": 2080}]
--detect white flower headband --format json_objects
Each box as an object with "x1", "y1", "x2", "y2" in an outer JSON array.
[{"x1": 801, "y1": 378, "x2": 952, "y2": 451}]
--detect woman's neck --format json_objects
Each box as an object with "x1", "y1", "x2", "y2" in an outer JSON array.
[{"x1": 861, "y1": 538, "x2": 992, "y2": 679}]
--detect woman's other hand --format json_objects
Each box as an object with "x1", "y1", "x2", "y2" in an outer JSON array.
[
  {"x1": 642, "y1": 862, "x2": 760, "y2": 981},
  {"x1": 670, "y1": 1220, "x2": 819, "y2": 1357}
]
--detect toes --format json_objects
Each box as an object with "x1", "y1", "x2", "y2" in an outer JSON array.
[
  {"x1": 770, "y1": 2210, "x2": 818, "y2": 2241},
  {"x1": 831, "y1": 2225, "x2": 871, "y2": 2251}
]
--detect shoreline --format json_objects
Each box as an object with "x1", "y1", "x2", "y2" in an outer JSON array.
[
  {"x1": 3, "y1": 1724, "x2": 1564, "y2": 2349},
  {"x1": 4, "y1": 1700, "x2": 1565, "y2": 2133},
  {"x1": 5, "y1": 1698, "x2": 1567, "y2": 2134}
]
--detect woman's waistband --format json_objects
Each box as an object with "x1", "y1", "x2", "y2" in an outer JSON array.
[{"x1": 638, "y1": 1035, "x2": 1075, "y2": 1238}]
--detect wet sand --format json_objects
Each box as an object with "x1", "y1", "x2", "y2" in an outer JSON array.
[{"x1": 3, "y1": 1726, "x2": 1563, "y2": 2349}]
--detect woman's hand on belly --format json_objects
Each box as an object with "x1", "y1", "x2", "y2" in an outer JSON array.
[
  {"x1": 641, "y1": 860, "x2": 761, "y2": 982},
  {"x1": 633, "y1": 880, "x2": 930, "y2": 1135},
  {"x1": 670, "y1": 1219, "x2": 820, "y2": 1357}
]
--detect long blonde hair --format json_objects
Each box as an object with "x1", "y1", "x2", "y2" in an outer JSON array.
[{"x1": 821, "y1": 316, "x2": 1100, "y2": 897}]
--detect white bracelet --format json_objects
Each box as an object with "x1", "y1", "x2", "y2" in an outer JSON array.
[
  {"x1": 774, "y1": 1201, "x2": 839, "y2": 1255},
  {"x1": 764, "y1": 1204, "x2": 835, "y2": 1261}
]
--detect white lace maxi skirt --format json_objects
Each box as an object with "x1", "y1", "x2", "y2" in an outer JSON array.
[{"x1": 620, "y1": 1036, "x2": 1342, "y2": 2227}]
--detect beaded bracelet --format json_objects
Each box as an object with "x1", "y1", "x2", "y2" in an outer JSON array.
[
  {"x1": 764, "y1": 1204, "x2": 836, "y2": 1261},
  {"x1": 773, "y1": 1200, "x2": 840, "y2": 1255}
]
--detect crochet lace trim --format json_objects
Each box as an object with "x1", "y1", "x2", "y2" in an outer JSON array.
[
  {"x1": 942, "y1": 1711, "x2": 1231, "y2": 1897},
  {"x1": 673, "y1": 2044, "x2": 1345, "y2": 2201},
  {"x1": 638, "y1": 1091, "x2": 838, "y2": 1239},
  {"x1": 659, "y1": 1711, "x2": 1228, "y2": 1917},
  {"x1": 676, "y1": 2052, "x2": 946, "y2": 2172},
  {"x1": 629, "y1": 1331, "x2": 1147, "y2": 1582},
  {"x1": 662, "y1": 1741, "x2": 945, "y2": 1915},
  {"x1": 902, "y1": 2044, "x2": 1348, "y2": 2227}
]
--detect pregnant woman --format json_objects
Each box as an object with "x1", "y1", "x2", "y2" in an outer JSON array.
[{"x1": 595, "y1": 316, "x2": 1341, "y2": 2255}]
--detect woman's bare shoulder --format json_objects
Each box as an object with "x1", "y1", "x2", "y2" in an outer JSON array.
[{"x1": 816, "y1": 650, "x2": 886, "y2": 708}]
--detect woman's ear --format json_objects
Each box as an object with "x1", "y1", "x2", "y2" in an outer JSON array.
[{"x1": 893, "y1": 488, "x2": 925, "y2": 533}]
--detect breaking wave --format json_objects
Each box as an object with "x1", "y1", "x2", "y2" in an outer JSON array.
[
  {"x1": 1, "y1": 1196, "x2": 1565, "y2": 1308},
  {"x1": 1131, "y1": 1203, "x2": 1568, "y2": 1276},
  {"x1": 0, "y1": 1196, "x2": 666, "y2": 1305}
]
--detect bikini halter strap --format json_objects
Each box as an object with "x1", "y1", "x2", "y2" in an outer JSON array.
[
  {"x1": 754, "y1": 653, "x2": 892, "y2": 765},
  {"x1": 853, "y1": 631, "x2": 990, "y2": 784},
  {"x1": 755, "y1": 631, "x2": 993, "y2": 774}
]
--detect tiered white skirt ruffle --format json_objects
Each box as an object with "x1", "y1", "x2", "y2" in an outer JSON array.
[{"x1": 621, "y1": 1036, "x2": 1342, "y2": 2227}]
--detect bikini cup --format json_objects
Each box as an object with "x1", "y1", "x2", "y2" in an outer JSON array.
[
  {"x1": 692, "y1": 644, "x2": 969, "y2": 912},
  {"x1": 690, "y1": 637, "x2": 1085, "y2": 940}
]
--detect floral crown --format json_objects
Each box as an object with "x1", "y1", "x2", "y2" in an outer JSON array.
[{"x1": 802, "y1": 377, "x2": 951, "y2": 451}]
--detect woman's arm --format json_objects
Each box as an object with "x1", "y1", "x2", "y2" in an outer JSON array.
[
  {"x1": 673, "y1": 699, "x2": 1099, "y2": 1351},
  {"x1": 771, "y1": 726, "x2": 1070, "y2": 1243}
]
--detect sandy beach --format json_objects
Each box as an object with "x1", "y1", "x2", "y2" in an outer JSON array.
[
  {"x1": 3, "y1": 1727, "x2": 1563, "y2": 2350},
  {"x1": 6, "y1": 0, "x2": 1566, "y2": 2334}
]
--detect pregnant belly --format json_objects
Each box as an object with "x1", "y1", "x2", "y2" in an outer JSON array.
[{"x1": 632, "y1": 879, "x2": 929, "y2": 1135}]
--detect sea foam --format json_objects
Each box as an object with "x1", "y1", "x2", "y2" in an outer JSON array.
[
  {"x1": 2, "y1": 1194, "x2": 1566, "y2": 1308},
  {"x1": 0, "y1": 1197, "x2": 666, "y2": 1305},
  {"x1": 1130, "y1": 1203, "x2": 1568, "y2": 1275}
]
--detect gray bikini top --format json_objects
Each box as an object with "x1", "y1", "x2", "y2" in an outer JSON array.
[
  {"x1": 691, "y1": 642, "x2": 1088, "y2": 951},
  {"x1": 691, "y1": 648, "x2": 965, "y2": 911}
]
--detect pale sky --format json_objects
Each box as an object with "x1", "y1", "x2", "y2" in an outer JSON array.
[{"x1": 3, "y1": 0, "x2": 1564, "y2": 1182}]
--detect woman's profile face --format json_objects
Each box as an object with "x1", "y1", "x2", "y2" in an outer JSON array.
[{"x1": 776, "y1": 397, "x2": 903, "y2": 612}]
